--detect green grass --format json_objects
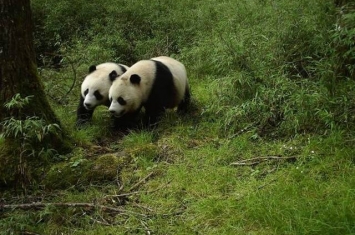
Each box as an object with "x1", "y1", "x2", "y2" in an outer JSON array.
[{"x1": 1, "y1": 0, "x2": 355, "y2": 234}]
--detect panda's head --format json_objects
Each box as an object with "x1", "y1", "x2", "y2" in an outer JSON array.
[
  {"x1": 108, "y1": 74, "x2": 143, "y2": 117},
  {"x1": 81, "y1": 63, "x2": 125, "y2": 110},
  {"x1": 109, "y1": 60, "x2": 156, "y2": 117}
]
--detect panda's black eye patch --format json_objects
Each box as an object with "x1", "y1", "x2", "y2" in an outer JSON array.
[
  {"x1": 117, "y1": 97, "x2": 126, "y2": 105},
  {"x1": 84, "y1": 89, "x2": 89, "y2": 96},
  {"x1": 94, "y1": 90, "x2": 103, "y2": 100}
]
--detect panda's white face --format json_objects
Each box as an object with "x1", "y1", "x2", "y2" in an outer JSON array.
[
  {"x1": 109, "y1": 60, "x2": 158, "y2": 117},
  {"x1": 81, "y1": 62, "x2": 127, "y2": 110},
  {"x1": 82, "y1": 87, "x2": 106, "y2": 110},
  {"x1": 81, "y1": 77, "x2": 110, "y2": 110},
  {"x1": 108, "y1": 77, "x2": 141, "y2": 117}
]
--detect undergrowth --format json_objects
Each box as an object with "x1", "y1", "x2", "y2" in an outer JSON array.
[{"x1": 1, "y1": 0, "x2": 355, "y2": 234}]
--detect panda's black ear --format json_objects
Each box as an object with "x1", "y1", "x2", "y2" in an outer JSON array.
[
  {"x1": 109, "y1": 70, "x2": 118, "y2": 81},
  {"x1": 130, "y1": 74, "x2": 141, "y2": 84},
  {"x1": 89, "y1": 65, "x2": 96, "y2": 73}
]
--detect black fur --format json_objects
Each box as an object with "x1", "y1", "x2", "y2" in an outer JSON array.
[
  {"x1": 93, "y1": 90, "x2": 103, "y2": 100},
  {"x1": 111, "y1": 110, "x2": 140, "y2": 131},
  {"x1": 89, "y1": 65, "x2": 96, "y2": 73},
  {"x1": 77, "y1": 92, "x2": 112, "y2": 126},
  {"x1": 118, "y1": 97, "x2": 127, "y2": 105},
  {"x1": 76, "y1": 95, "x2": 94, "y2": 126},
  {"x1": 109, "y1": 70, "x2": 118, "y2": 81},
  {"x1": 118, "y1": 64, "x2": 127, "y2": 73},
  {"x1": 178, "y1": 85, "x2": 191, "y2": 113},
  {"x1": 143, "y1": 60, "x2": 178, "y2": 124},
  {"x1": 130, "y1": 74, "x2": 141, "y2": 84},
  {"x1": 77, "y1": 63, "x2": 128, "y2": 128}
]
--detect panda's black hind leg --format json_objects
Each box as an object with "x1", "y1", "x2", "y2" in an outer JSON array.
[
  {"x1": 177, "y1": 86, "x2": 191, "y2": 113},
  {"x1": 76, "y1": 96, "x2": 94, "y2": 127}
]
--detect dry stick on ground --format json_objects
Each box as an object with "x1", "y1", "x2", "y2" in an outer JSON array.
[
  {"x1": 116, "y1": 168, "x2": 124, "y2": 192},
  {"x1": 230, "y1": 155, "x2": 297, "y2": 166},
  {"x1": 0, "y1": 202, "x2": 146, "y2": 217},
  {"x1": 104, "y1": 180, "x2": 172, "y2": 199},
  {"x1": 228, "y1": 123, "x2": 256, "y2": 139},
  {"x1": 89, "y1": 216, "x2": 111, "y2": 226},
  {"x1": 128, "y1": 172, "x2": 155, "y2": 192},
  {"x1": 101, "y1": 171, "x2": 156, "y2": 200},
  {"x1": 16, "y1": 231, "x2": 40, "y2": 235}
]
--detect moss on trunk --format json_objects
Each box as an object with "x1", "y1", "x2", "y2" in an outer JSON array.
[{"x1": 0, "y1": 0, "x2": 72, "y2": 188}]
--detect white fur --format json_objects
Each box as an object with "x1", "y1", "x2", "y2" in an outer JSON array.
[
  {"x1": 109, "y1": 56, "x2": 188, "y2": 117},
  {"x1": 81, "y1": 62, "x2": 128, "y2": 110},
  {"x1": 151, "y1": 56, "x2": 187, "y2": 106}
]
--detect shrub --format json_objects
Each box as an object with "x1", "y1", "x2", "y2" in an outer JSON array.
[{"x1": 1, "y1": 94, "x2": 61, "y2": 191}]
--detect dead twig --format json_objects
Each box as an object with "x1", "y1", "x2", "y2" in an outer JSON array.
[
  {"x1": 0, "y1": 202, "x2": 145, "y2": 217},
  {"x1": 228, "y1": 123, "x2": 256, "y2": 139},
  {"x1": 89, "y1": 215, "x2": 113, "y2": 226},
  {"x1": 104, "y1": 191, "x2": 142, "y2": 199},
  {"x1": 117, "y1": 168, "x2": 124, "y2": 192},
  {"x1": 104, "y1": 180, "x2": 171, "y2": 200},
  {"x1": 128, "y1": 172, "x2": 155, "y2": 192},
  {"x1": 15, "y1": 232, "x2": 40, "y2": 235},
  {"x1": 230, "y1": 155, "x2": 297, "y2": 166},
  {"x1": 43, "y1": 52, "x2": 78, "y2": 103}
]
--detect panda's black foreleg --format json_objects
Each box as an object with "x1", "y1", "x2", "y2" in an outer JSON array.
[
  {"x1": 111, "y1": 112, "x2": 139, "y2": 131},
  {"x1": 144, "y1": 106, "x2": 165, "y2": 127},
  {"x1": 177, "y1": 86, "x2": 191, "y2": 113},
  {"x1": 76, "y1": 96, "x2": 94, "y2": 126}
]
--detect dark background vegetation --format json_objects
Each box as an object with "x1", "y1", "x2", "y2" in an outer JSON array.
[{"x1": 31, "y1": 0, "x2": 355, "y2": 138}]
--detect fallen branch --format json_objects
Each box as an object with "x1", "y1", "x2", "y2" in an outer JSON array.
[
  {"x1": 90, "y1": 216, "x2": 112, "y2": 226},
  {"x1": 228, "y1": 123, "x2": 256, "y2": 139},
  {"x1": 230, "y1": 155, "x2": 297, "y2": 166},
  {"x1": 15, "y1": 232, "x2": 39, "y2": 235},
  {"x1": 104, "y1": 179, "x2": 171, "y2": 200},
  {"x1": 128, "y1": 172, "x2": 155, "y2": 192},
  {"x1": 0, "y1": 202, "x2": 145, "y2": 217},
  {"x1": 104, "y1": 191, "x2": 142, "y2": 199}
]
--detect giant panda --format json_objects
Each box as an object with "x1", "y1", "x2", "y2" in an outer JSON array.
[
  {"x1": 108, "y1": 56, "x2": 190, "y2": 126},
  {"x1": 76, "y1": 62, "x2": 129, "y2": 126}
]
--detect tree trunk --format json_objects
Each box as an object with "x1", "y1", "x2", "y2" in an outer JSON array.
[
  {"x1": 0, "y1": 0, "x2": 70, "y2": 188},
  {"x1": 0, "y1": 0, "x2": 59, "y2": 123}
]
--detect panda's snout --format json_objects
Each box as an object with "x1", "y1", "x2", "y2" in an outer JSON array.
[
  {"x1": 109, "y1": 109, "x2": 125, "y2": 117},
  {"x1": 84, "y1": 102, "x2": 93, "y2": 109}
]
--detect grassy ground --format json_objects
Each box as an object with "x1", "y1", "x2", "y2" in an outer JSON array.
[{"x1": 1, "y1": 0, "x2": 355, "y2": 234}]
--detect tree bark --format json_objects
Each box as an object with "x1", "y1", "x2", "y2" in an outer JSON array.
[
  {"x1": 0, "y1": 0, "x2": 71, "y2": 187},
  {"x1": 0, "y1": 0, "x2": 58, "y2": 123}
]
